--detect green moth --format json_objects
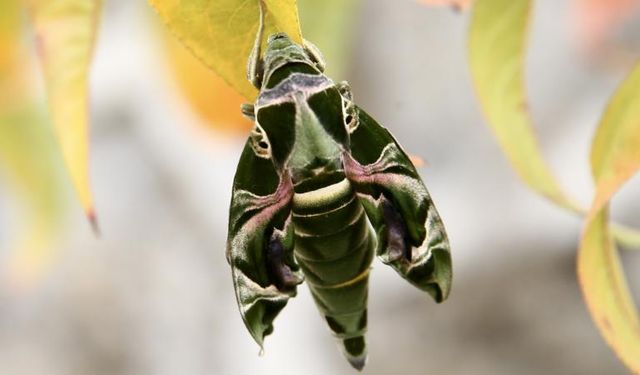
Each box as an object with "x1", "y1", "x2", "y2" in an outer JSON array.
[{"x1": 226, "y1": 5, "x2": 451, "y2": 370}]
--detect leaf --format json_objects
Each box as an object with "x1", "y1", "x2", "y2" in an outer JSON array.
[
  {"x1": 468, "y1": 0, "x2": 579, "y2": 211},
  {"x1": 578, "y1": 62, "x2": 640, "y2": 373},
  {"x1": 0, "y1": 0, "x2": 26, "y2": 111},
  {"x1": 26, "y1": 0, "x2": 101, "y2": 225},
  {"x1": 297, "y1": 0, "x2": 362, "y2": 81},
  {"x1": 590, "y1": 64, "x2": 640, "y2": 212},
  {"x1": 0, "y1": 0, "x2": 20, "y2": 69},
  {"x1": 164, "y1": 29, "x2": 252, "y2": 134},
  {"x1": 611, "y1": 223, "x2": 640, "y2": 250},
  {"x1": 149, "y1": 0, "x2": 302, "y2": 101},
  {"x1": 0, "y1": 107, "x2": 67, "y2": 290},
  {"x1": 0, "y1": 2, "x2": 67, "y2": 290}
]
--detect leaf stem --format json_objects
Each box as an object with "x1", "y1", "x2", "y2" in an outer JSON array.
[
  {"x1": 543, "y1": 194, "x2": 640, "y2": 250},
  {"x1": 611, "y1": 224, "x2": 640, "y2": 250}
]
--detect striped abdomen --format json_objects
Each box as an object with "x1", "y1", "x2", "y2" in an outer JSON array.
[{"x1": 292, "y1": 178, "x2": 375, "y2": 369}]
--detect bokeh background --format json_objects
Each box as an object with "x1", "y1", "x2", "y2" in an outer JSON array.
[{"x1": 1, "y1": 1, "x2": 640, "y2": 374}]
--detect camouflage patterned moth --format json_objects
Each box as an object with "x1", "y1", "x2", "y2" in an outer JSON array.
[{"x1": 226, "y1": 4, "x2": 452, "y2": 370}]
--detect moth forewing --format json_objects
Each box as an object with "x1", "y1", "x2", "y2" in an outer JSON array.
[{"x1": 227, "y1": 141, "x2": 301, "y2": 346}]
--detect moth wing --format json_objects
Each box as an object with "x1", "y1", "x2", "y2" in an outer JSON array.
[
  {"x1": 345, "y1": 107, "x2": 452, "y2": 302},
  {"x1": 227, "y1": 141, "x2": 302, "y2": 347}
]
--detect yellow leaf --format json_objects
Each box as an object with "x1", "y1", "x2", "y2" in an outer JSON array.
[
  {"x1": 26, "y1": 0, "x2": 101, "y2": 224},
  {"x1": 164, "y1": 30, "x2": 252, "y2": 134},
  {"x1": 468, "y1": 0, "x2": 579, "y2": 211},
  {"x1": 0, "y1": 0, "x2": 27, "y2": 111},
  {"x1": 149, "y1": 0, "x2": 302, "y2": 101},
  {"x1": 578, "y1": 62, "x2": 640, "y2": 373},
  {"x1": 590, "y1": 63, "x2": 640, "y2": 212},
  {"x1": 160, "y1": 0, "x2": 357, "y2": 134},
  {"x1": 0, "y1": 1, "x2": 67, "y2": 290}
]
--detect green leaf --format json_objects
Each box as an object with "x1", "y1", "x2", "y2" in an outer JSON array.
[
  {"x1": 0, "y1": 107, "x2": 67, "y2": 289},
  {"x1": 149, "y1": 0, "x2": 302, "y2": 101},
  {"x1": 298, "y1": 0, "x2": 361, "y2": 81},
  {"x1": 27, "y1": 0, "x2": 102, "y2": 225},
  {"x1": 468, "y1": 0, "x2": 579, "y2": 211},
  {"x1": 578, "y1": 62, "x2": 640, "y2": 373}
]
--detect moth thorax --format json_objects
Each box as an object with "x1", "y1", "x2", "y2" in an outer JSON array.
[{"x1": 288, "y1": 94, "x2": 343, "y2": 186}]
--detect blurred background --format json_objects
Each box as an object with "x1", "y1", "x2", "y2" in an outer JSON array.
[{"x1": 1, "y1": 0, "x2": 640, "y2": 374}]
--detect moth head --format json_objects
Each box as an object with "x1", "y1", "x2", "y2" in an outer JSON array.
[{"x1": 261, "y1": 33, "x2": 324, "y2": 88}]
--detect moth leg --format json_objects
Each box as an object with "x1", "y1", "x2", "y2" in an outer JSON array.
[
  {"x1": 241, "y1": 103, "x2": 255, "y2": 121},
  {"x1": 380, "y1": 195, "x2": 412, "y2": 263},
  {"x1": 303, "y1": 39, "x2": 326, "y2": 72},
  {"x1": 247, "y1": 0, "x2": 266, "y2": 88},
  {"x1": 267, "y1": 223, "x2": 303, "y2": 290}
]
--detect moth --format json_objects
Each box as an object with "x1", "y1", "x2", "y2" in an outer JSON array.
[{"x1": 226, "y1": 5, "x2": 452, "y2": 370}]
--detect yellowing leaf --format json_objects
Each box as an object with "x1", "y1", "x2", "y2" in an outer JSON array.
[
  {"x1": 0, "y1": 0, "x2": 20, "y2": 71},
  {"x1": 578, "y1": 62, "x2": 640, "y2": 373},
  {"x1": 590, "y1": 64, "x2": 640, "y2": 212},
  {"x1": 468, "y1": 0, "x2": 579, "y2": 211},
  {"x1": 0, "y1": 1, "x2": 67, "y2": 290},
  {"x1": 611, "y1": 223, "x2": 640, "y2": 250},
  {"x1": 26, "y1": 0, "x2": 101, "y2": 224},
  {"x1": 149, "y1": 0, "x2": 302, "y2": 101},
  {"x1": 164, "y1": 30, "x2": 252, "y2": 134}
]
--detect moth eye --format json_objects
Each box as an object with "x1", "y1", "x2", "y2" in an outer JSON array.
[
  {"x1": 345, "y1": 114, "x2": 353, "y2": 124},
  {"x1": 250, "y1": 123, "x2": 272, "y2": 159},
  {"x1": 337, "y1": 81, "x2": 353, "y2": 102}
]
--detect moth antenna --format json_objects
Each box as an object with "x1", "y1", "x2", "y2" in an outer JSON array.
[{"x1": 240, "y1": 103, "x2": 255, "y2": 120}]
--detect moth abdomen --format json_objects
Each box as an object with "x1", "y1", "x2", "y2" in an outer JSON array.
[
  {"x1": 308, "y1": 277, "x2": 370, "y2": 370},
  {"x1": 291, "y1": 177, "x2": 375, "y2": 369}
]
